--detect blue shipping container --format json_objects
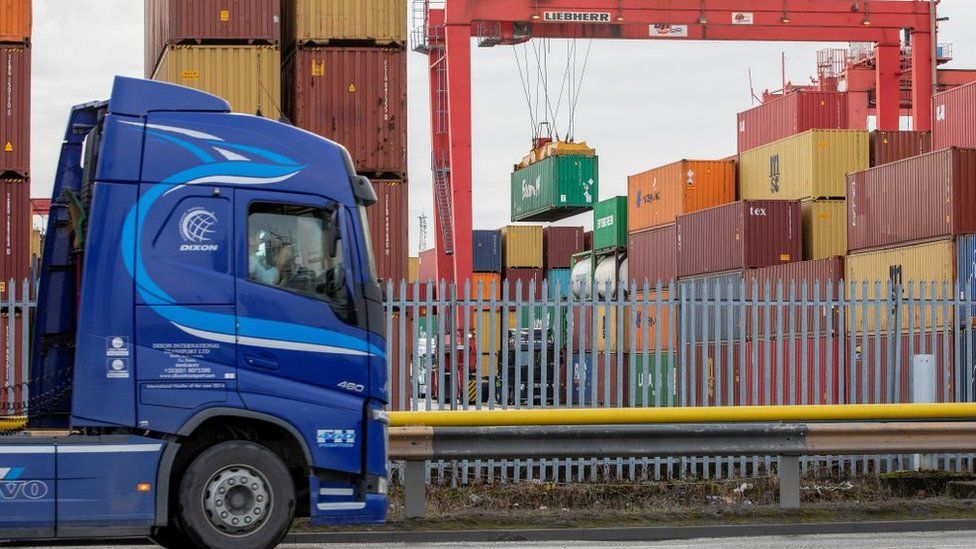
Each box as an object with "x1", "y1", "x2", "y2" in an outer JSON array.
[
  {"x1": 548, "y1": 268, "x2": 572, "y2": 298},
  {"x1": 569, "y1": 353, "x2": 595, "y2": 406},
  {"x1": 473, "y1": 230, "x2": 503, "y2": 273},
  {"x1": 958, "y1": 235, "x2": 976, "y2": 317}
]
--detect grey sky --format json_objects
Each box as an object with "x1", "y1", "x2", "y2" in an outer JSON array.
[{"x1": 29, "y1": 2, "x2": 976, "y2": 254}]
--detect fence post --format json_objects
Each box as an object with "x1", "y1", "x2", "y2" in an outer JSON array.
[
  {"x1": 912, "y1": 354, "x2": 937, "y2": 470},
  {"x1": 778, "y1": 455, "x2": 801, "y2": 509},
  {"x1": 404, "y1": 460, "x2": 427, "y2": 519}
]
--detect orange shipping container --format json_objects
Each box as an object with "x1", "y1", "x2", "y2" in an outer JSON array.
[
  {"x1": 633, "y1": 290, "x2": 673, "y2": 351},
  {"x1": 628, "y1": 159, "x2": 736, "y2": 233},
  {"x1": 471, "y1": 273, "x2": 501, "y2": 300},
  {"x1": 0, "y1": 0, "x2": 31, "y2": 43}
]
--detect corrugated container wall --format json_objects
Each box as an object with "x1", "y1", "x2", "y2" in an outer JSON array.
[
  {"x1": 933, "y1": 80, "x2": 976, "y2": 149},
  {"x1": 505, "y1": 268, "x2": 543, "y2": 300},
  {"x1": 678, "y1": 271, "x2": 745, "y2": 343},
  {"x1": 144, "y1": 0, "x2": 280, "y2": 78},
  {"x1": 847, "y1": 148, "x2": 976, "y2": 253},
  {"x1": 0, "y1": 45, "x2": 29, "y2": 177},
  {"x1": 547, "y1": 269, "x2": 572, "y2": 297},
  {"x1": 633, "y1": 290, "x2": 673, "y2": 351},
  {"x1": 543, "y1": 226, "x2": 584, "y2": 270},
  {"x1": 471, "y1": 272, "x2": 500, "y2": 300},
  {"x1": 593, "y1": 197, "x2": 628, "y2": 252},
  {"x1": 472, "y1": 230, "x2": 502, "y2": 273},
  {"x1": 501, "y1": 225, "x2": 543, "y2": 269},
  {"x1": 0, "y1": 0, "x2": 30, "y2": 43},
  {"x1": 957, "y1": 235, "x2": 976, "y2": 320},
  {"x1": 845, "y1": 239, "x2": 955, "y2": 332},
  {"x1": 152, "y1": 46, "x2": 282, "y2": 119},
  {"x1": 676, "y1": 200, "x2": 801, "y2": 278},
  {"x1": 747, "y1": 257, "x2": 845, "y2": 337},
  {"x1": 628, "y1": 225, "x2": 677, "y2": 287},
  {"x1": 869, "y1": 131, "x2": 932, "y2": 167},
  {"x1": 738, "y1": 130, "x2": 869, "y2": 200},
  {"x1": 0, "y1": 177, "x2": 29, "y2": 281},
  {"x1": 365, "y1": 179, "x2": 407, "y2": 285},
  {"x1": 511, "y1": 155, "x2": 598, "y2": 222},
  {"x1": 285, "y1": 47, "x2": 406, "y2": 175},
  {"x1": 628, "y1": 159, "x2": 736, "y2": 232},
  {"x1": 801, "y1": 199, "x2": 846, "y2": 260},
  {"x1": 283, "y1": 0, "x2": 406, "y2": 47},
  {"x1": 737, "y1": 91, "x2": 849, "y2": 153}
]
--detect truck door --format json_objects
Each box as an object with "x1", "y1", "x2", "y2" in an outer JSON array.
[
  {"x1": 135, "y1": 185, "x2": 240, "y2": 433},
  {"x1": 235, "y1": 190, "x2": 371, "y2": 474}
]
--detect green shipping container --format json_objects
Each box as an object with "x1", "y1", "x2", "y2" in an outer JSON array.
[
  {"x1": 631, "y1": 353, "x2": 675, "y2": 407},
  {"x1": 511, "y1": 155, "x2": 599, "y2": 222},
  {"x1": 593, "y1": 196, "x2": 628, "y2": 252}
]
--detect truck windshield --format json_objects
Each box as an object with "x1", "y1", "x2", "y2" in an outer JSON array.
[{"x1": 248, "y1": 203, "x2": 348, "y2": 307}]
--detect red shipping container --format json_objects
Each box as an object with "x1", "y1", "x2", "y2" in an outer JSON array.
[
  {"x1": 676, "y1": 200, "x2": 801, "y2": 278},
  {"x1": 144, "y1": 0, "x2": 281, "y2": 77},
  {"x1": 365, "y1": 179, "x2": 407, "y2": 286},
  {"x1": 285, "y1": 47, "x2": 407, "y2": 175},
  {"x1": 418, "y1": 249, "x2": 438, "y2": 284},
  {"x1": 543, "y1": 226, "x2": 584, "y2": 270},
  {"x1": 0, "y1": 45, "x2": 30, "y2": 177},
  {"x1": 737, "y1": 91, "x2": 849, "y2": 153},
  {"x1": 847, "y1": 332, "x2": 954, "y2": 404},
  {"x1": 583, "y1": 231, "x2": 593, "y2": 251},
  {"x1": 628, "y1": 224, "x2": 677, "y2": 288},
  {"x1": 387, "y1": 310, "x2": 413, "y2": 411},
  {"x1": 744, "y1": 337, "x2": 843, "y2": 406},
  {"x1": 933, "y1": 80, "x2": 976, "y2": 149},
  {"x1": 685, "y1": 342, "x2": 742, "y2": 407},
  {"x1": 847, "y1": 148, "x2": 976, "y2": 253},
  {"x1": 504, "y1": 268, "x2": 543, "y2": 300},
  {"x1": 869, "y1": 131, "x2": 932, "y2": 167},
  {"x1": 0, "y1": 313, "x2": 26, "y2": 414},
  {"x1": 0, "y1": 178, "x2": 28, "y2": 282},
  {"x1": 746, "y1": 257, "x2": 845, "y2": 336}
]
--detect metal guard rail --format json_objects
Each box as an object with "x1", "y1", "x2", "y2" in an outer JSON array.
[{"x1": 388, "y1": 404, "x2": 976, "y2": 518}]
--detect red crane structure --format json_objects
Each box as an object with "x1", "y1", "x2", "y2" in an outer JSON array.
[{"x1": 412, "y1": 0, "x2": 940, "y2": 288}]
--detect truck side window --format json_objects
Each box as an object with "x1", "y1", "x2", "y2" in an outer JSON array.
[{"x1": 247, "y1": 202, "x2": 348, "y2": 308}]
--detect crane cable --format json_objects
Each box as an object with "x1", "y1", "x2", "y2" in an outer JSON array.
[{"x1": 513, "y1": 37, "x2": 594, "y2": 143}]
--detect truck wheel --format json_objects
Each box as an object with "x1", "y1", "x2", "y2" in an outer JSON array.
[{"x1": 175, "y1": 441, "x2": 295, "y2": 549}]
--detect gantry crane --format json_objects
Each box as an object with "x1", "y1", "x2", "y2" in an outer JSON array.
[{"x1": 412, "y1": 0, "x2": 941, "y2": 288}]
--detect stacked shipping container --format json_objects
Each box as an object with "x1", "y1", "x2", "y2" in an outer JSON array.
[
  {"x1": 146, "y1": 0, "x2": 282, "y2": 118},
  {"x1": 0, "y1": 0, "x2": 30, "y2": 414},
  {"x1": 280, "y1": 0, "x2": 408, "y2": 286}
]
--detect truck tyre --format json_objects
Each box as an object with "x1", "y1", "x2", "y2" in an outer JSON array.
[{"x1": 175, "y1": 441, "x2": 295, "y2": 549}]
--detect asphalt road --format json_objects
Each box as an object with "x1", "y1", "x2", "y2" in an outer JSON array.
[{"x1": 19, "y1": 529, "x2": 976, "y2": 548}]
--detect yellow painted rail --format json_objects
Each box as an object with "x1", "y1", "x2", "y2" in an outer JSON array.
[
  {"x1": 389, "y1": 403, "x2": 976, "y2": 427},
  {"x1": 0, "y1": 416, "x2": 27, "y2": 431}
]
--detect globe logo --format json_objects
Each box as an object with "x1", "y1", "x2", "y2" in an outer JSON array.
[{"x1": 179, "y1": 208, "x2": 218, "y2": 243}]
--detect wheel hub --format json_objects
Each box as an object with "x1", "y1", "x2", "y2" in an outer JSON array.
[{"x1": 203, "y1": 464, "x2": 273, "y2": 536}]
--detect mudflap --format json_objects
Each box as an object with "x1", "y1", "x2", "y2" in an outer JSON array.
[{"x1": 308, "y1": 474, "x2": 387, "y2": 526}]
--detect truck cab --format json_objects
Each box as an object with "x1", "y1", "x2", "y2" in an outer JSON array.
[{"x1": 5, "y1": 77, "x2": 388, "y2": 548}]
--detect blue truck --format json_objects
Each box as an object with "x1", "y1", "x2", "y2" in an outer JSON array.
[{"x1": 2, "y1": 77, "x2": 389, "y2": 548}]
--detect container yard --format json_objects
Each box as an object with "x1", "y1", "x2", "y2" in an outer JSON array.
[{"x1": 10, "y1": 0, "x2": 976, "y2": 546}]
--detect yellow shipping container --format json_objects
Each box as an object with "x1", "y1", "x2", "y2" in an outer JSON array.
[
  {"x1": 801, "y1": 199, "x2": 847, "y2": 260},
  {"x1": 475, "y1": 353, "x2": 498, "y2": 377},
  {"x1": 845, "y1": 239, "x2": 955, "y2": 332},
  {"x1": 30, "y1": 228, "x2": 42, "y2": 259},
  {"x1": 472, "y1": 310, "x2": 502, "y2": 355},
  {"x1": 739, "y1": 129, "x2": 869, "y2": 200},
  {"x1": 284, "y1": 0, "x2": 406, "y2": 47},
  {"x1": 501, "y1": 225, "x2": 543, "y2": 269},
  {"x1": 152, "y1": 46, "x2": 282, "y2": 119},
  {"x1": 407, "y1": 257, "x2": 419, "y2": 283},
  {"x1": 574, "y1": 305, "x2": 632, "y2": 352}
]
